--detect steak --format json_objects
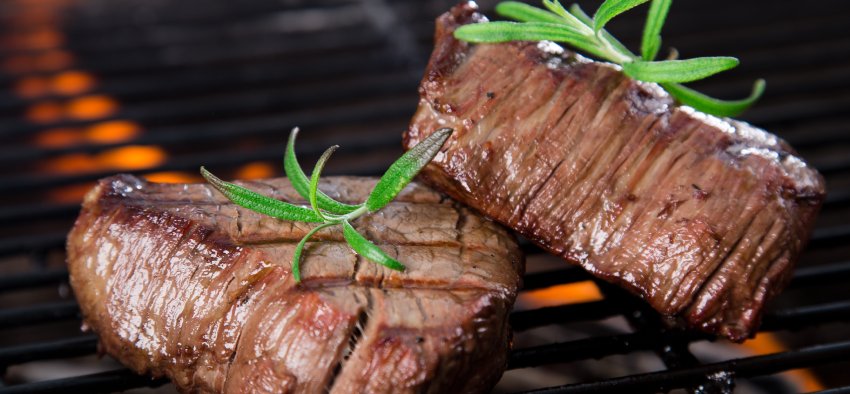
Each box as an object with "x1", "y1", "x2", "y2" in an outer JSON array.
[
  {"x1": 403, "y1": 2, "x2": 825, "y2": 341},
  {"x1": 67, "y1": 174, "x2": 522, "y2": 393}
]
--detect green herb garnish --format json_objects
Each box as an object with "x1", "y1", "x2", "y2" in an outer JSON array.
[
  {"x1": 454, "y1": 0, "x2": 765, "y2": 117},
  {"x1": 201, "y1": 127, "x2": 453, "y2": 282}
]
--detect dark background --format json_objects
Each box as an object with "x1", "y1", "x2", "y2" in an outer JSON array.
[{"x1": 0, "y1": 0, "x2": 848, "y2": 392}]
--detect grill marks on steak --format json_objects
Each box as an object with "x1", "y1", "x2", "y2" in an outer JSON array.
[
  {"x1": 403, "y1": 3, "x2": 825, "y2": 341},
  {"x1": 67, "y1": 174, "x2": 521, "y2": 393}
]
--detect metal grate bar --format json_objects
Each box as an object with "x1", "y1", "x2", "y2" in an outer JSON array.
[
  {"x1": 761, "y1": 301, "x2": 850, "y2": 331},
  {"x1": 0, "y1": 269, "x2": 68, "y2": 292},
  {"x1": 0, "y1": 336, "x2": 96, "y2": 367},
  {"x1": 790, "y1": 261, "x2": 850, "y2": 289},
  {"x1": 507, "y1": 332, "x2": 694, "y2": 370},
  {"x1": 808, "y1": 225, "x2": 850, "y2": 249},
  {"x1": 510, "y1": 301, "x2": 620, "y2": 332},
  {"x1": 0, "y1": 301, "x2": 79, "y2": 329},
  {"x1": 0, "y1": 369, "x2": 167, "y2": 394}
]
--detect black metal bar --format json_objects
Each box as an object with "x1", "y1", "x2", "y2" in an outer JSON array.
[
  {"x1": 519, "y1": 340, "x2": 850, "y2": 394},
  {"x1": 761, "y1": 300, "x2": 850, "y2": 331},
  {"x1": 0, "y1": 269, "x2": 69, "y2": 292},
  {"x1": 0, "y1": 336, "x2": 96, "y2": 367},
  {"x1": 790, "y1": 261, "x2": 850, "y2": 289},
  {"x1": 510, "y1": 301, "x2": 621, "y2": 332},
  {"x1": 810, "y1": 387, "x2": 850, "y2": 394},
  {"x1": 808, "y1": 225, "x2": 850, "y2": 249},
  {"x1": 507, "y1": 331, "x2": 704, "y2": 370},
  {"x1": 0, "y1": 203, "x2": 78, "y2": 224},
  {"x1": 0, "y1": 301, "x2": 80, "y2": 329},
  {"x1": 0, "y1": 233, "x2": 66, "y2": 257},
  {"x1": 0, "y1": 369, "x2": 168, "y2": 394}
]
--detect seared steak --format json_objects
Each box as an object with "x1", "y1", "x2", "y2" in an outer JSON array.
[
  {"x1": 403, "y1": 3, "x2": 825, "y2": 341},
  {"x1": 67, "y1": 174, "x2": 522, "y2": 393}
]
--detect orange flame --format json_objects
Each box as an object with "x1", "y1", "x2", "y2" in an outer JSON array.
[
  {"x1": 519, "y1": 280, "x2": 603, "y2": 307},
  {"x1": 52, "y1": 70, "x2": 95, "y2": 95},
  {"x1": 235, "y1": 161, "x2": 275, "y2": 180},
  {"x1": 35, "y1": 49, "x2": 74, "y2": 71},
  {"x1": 34, "y1": 127, "x2": 82, "y2": 147},
  {"x1": 26, "y1": 101, "x2": 64, "y2": 123},
  {"x1": 14, "y1": 76, "x2": 50, "y2": 98},
  {"x1": 145, "y1": 172, "x2": 201, "y2": 184},
  {"x1": 84, "y1": 120, "x2": 141, "y2": 144},
  {"x1": 66, "y1": 95, "x2": 117, "y2": 120},
  {"x1": 97, "y1": 145, "x2": 166, "y2": 170}
]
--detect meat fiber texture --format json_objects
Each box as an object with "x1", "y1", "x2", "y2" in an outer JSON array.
[
  {"x1": 67, "y1": 174, "x2": 522, "y2": 393},
  {"x1": 403, "y1": 2, "x2": 825, "y2": 341}
]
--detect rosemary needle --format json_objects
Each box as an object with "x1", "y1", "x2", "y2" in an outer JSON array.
[{"x1": 202, "y1": 127, "x2": 453, "y2": 283}]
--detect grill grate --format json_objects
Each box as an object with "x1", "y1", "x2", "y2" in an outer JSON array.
[{"x1": 1, "y1": 0, "x2": 849, "y2": 393}]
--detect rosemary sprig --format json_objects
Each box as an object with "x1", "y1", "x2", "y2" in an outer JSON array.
[
  {"x1": 201, "y1": 127, "x2": 453, "y2": 282},
  {"x1": 454, "y1": 0, "x2": 765, "y2": 117}
]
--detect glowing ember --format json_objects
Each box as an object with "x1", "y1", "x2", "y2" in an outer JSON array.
[
  {"x1": 48, "y1": 183, "x2": 97, "y2": 203},
  {"x1": 26, "y1": 101, "x2": 64, "y2": 123},
  {"x1": 145, "y1": 172, "x2": 202, "y2": 184},
  {"x1": 84, "y1": 121, "x2": 141, "y2": 144},
  {"x1": 518, "y1": 280, "x2": 603, "y2": 307},
  {"x1": 35, "y1": 127, "x2": 83, "y2": 147},
  {"x1": 41, "y1": 153, "x2": 99, "y2": 174},
  {"x1": 14, "y1": 76, "x2": 50, "y2": 98},
  {"x1": 52, "y1": 71, "x2": 95, "y2": 95},
  {"x1": 35, "y1": 49, "x2": 74, "y2": 71},
  {"x1": 235, "y1": 161, "x2": 275, "y2": 179},
  {"x1": 66, "y1": 95, "x2": 117, "y2": 120},
  {"x1": 97, "y1": 145, "x2": 166, "y2": 170}
]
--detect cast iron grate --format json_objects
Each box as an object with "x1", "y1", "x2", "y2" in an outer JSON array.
[{"x1": 1, "y1": 0, "x2": 849, "y2": 393}]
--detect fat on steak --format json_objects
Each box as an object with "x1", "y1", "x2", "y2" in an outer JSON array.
[
  {"x1": 403, "y1": 2, "x2": 825, "y2": 341},
  {"x1": 67, "y1": 174, "x2": 522, "y2": 393}
]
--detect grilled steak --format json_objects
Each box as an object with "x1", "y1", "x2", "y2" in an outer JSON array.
[
  {"x1": 67, "y1": 174, "x2": 522, "y2": 393},
  {"x1": 403, "y1": 3, "x2": 825, "y2": 341}
]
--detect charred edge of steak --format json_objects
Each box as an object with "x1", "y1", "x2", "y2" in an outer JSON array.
[{"x1": 404, "y1": 2, "x2": 825, "y2": 342}]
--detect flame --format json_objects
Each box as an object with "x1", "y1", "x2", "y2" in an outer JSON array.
[
  {"x1": 41, "y1": 153, "x2": 99, "y2": 174},
  {"x1": 48, "y1": 183, "x2": 97, "y2": 203},
  {"x1": 235, "y1": 162, "x2": 275, "y2": 179},
  {"x1": 34, "y1": 127, "x2": 82, "y2": 147},
  {"x1": 84, "y1": 120, "x2": 141, "y2": 144},
  {"x1": 2, "y1": 55, "x2": 34, "y2": 73},
  {"x1": 35, "y1": 49, "x2": 74, "y2": 71},
  {"x1": 145, "y1": 172, "x2": 201, "y2": 184},
  {"x1": 519, "y1": 280, "x2": 603, "y2": 307},
  {"x1": 67, "y1": 95, "x2": 118, "y2": 120},
  {"x1": 52, "y1": 70, "x2": 94, "y2": 95},
  {"x1": 26, "y1": 101, "x2": 64, "y2": 123},
  {"x1": 14, "y1": 76, "x2": 50, "y2": 98},
  {"x1": 97, "y1": 145, "x2": 166, "y2": 170}
]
